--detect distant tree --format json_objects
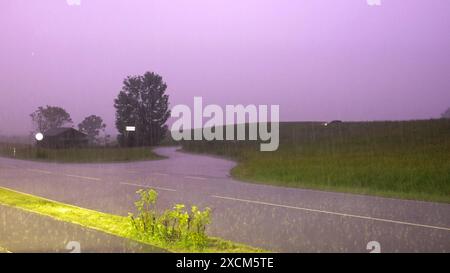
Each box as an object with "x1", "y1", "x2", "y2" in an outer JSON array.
[
  {"x1": 114, "y1": 72, "x2": 170, "y2": 147},
  {"x1": 441, "y1": 107, "x2": 450, "y2": 119},
  {"x1": 30, "y1": 106, "x2": 73, "y2": 133},
  {"x1": 78, "y1": 115, "x2": 107, "y2": 145}
]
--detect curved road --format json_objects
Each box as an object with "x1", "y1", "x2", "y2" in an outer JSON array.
[{"x1": 0, "y1": 147, "x2": 449, "y2": 252}]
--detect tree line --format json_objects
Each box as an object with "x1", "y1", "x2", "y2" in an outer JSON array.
[
  {"x1": 32, "y1": 70, "x2": 449, "y2": 147},
  {"x1": 30, "y1": 71, "x2": 171, "y2": 147},
  {"x1": 30, "y1": 107, "x2": 108, "y2": 145}
]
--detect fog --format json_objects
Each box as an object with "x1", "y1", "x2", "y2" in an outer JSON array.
[{"x1": 1, "y1": 0, "x2": 450, "y2": 135}]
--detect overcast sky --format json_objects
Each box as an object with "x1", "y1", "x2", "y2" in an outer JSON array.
[{"x1": 1, "y1": 0, "x2": 449, "y2": 135}]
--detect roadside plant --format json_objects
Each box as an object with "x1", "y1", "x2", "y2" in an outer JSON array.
[
  {"x1": 129, "y1": 189, "x2": 158, "y2": 235},
  {"x1": 129, "y1": 188, "x2": 212, "y2": 250}
]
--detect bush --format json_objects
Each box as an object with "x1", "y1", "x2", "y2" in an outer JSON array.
[{"x1": 129, "y1": 189, "x2": 211, "y2": 250}]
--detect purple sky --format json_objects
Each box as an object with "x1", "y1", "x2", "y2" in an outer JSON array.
[{"x1": 1, "y1": 0, "x2": 449, "y2": 135}]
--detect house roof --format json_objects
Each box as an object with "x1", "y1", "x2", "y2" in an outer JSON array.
[{"x1": 44, "y1": 127, "x2": 86, "y2": 137}]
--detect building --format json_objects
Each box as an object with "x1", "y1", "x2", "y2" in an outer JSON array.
[{"x1": 38, "y1": 127, "x2": 88, "y2": 149}]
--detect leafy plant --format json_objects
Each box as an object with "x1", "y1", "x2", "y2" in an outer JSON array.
[
  {"x1": 129, "y1": 188, "x2": 212, "y2": 250},
  {"x1": 35, "y1": 148, "x2": 48, "y2": 159},
  {"x1": 130, "y1": 189, "x2": 158, "y2": 236}
]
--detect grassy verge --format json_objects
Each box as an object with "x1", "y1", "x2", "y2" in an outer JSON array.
[
  {"x1": 0, "y1": 187, "x2": 264, "y2": 253},
  {"x1": 181, "y1": 120, "x2": 450, "y2": 203},
  {"x1": 0, "y1": 144, "x2": 162, "y2": 163}
]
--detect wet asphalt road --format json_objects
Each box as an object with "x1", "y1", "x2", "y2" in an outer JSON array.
[{"x1": 0, "y1": 147, "x2": 449, "y2": 252}]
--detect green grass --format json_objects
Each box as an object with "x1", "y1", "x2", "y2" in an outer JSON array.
[
  {"x1": 0, "y1": 187, "x2": 264, "y2": 253},
  {"x1": 181, "y1": 119, "x2": 450, "y2": 203},
  {"x1": 0, "y1": 144, "x2": 162, "y2": 163}
]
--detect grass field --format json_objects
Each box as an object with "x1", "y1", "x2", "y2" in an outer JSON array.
[
  {"x1": 0, "y1": 144, "x2": 162, "y2": 163},
  {"x1": 181, "y1": 119, "x2": 450, "y2": 203},
  {"x1": 0, "y1": 187, "x2": 264, "y2": 253}
]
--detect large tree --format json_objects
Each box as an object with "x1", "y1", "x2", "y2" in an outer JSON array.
[
  {"x1": 78, "y1": 115, "x2": 107, "y2": 145},
  {"x1": 30, "y1": 105, "x2": 73, "y2": 133},
  {"x1": 114, "y1": 72, "x2": 171, "y2": 146}
]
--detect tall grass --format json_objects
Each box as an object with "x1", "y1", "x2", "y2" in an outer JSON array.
[
  {"x1": 0, "y1": 144, "x2": 161, "y2": 163},
  {"x1": 129, "y1": 189, "x2": 212, "y2": 250},
  {"x1": 181, "y1": 119, "x2": 450, "y2": 203}
]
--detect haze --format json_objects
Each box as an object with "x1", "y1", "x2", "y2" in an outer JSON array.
[{"x1": 1, "y1": 0, "x2": 449, "y2": 135}]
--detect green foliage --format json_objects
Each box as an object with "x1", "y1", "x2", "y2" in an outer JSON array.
[
  {"x1": 0, "y1": 187, "x2": 263, "y2": 253},
  {"x1": 181, "y1": 120, "x2": 450, "y2": 203},
  {"x1": 114, "y1": 71, "x2": 171, "y2": 147},
  {"x1": 129, "y1": 189, "x2": 212, "y2": 250},
  {"x1": 30, "y1": 105, "x2": 73, "y2": 133}
]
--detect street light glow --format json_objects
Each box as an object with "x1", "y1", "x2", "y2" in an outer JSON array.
[{"x1": 35, "y1": 133, "x2": 44, "y2": 141}]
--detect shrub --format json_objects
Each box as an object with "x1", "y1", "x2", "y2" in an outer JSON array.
[{"x1": 129, "y1": 189, "x2": 211, "y2": 250}]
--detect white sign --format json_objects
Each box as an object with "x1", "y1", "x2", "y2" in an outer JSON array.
[{"x1": 126, "y1": 126, "x2": 136, "y2": 132}]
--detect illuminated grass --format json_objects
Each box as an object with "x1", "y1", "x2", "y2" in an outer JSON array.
[{"x1": 0, "y1": 187, "x2": 265, "y2": 253}]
